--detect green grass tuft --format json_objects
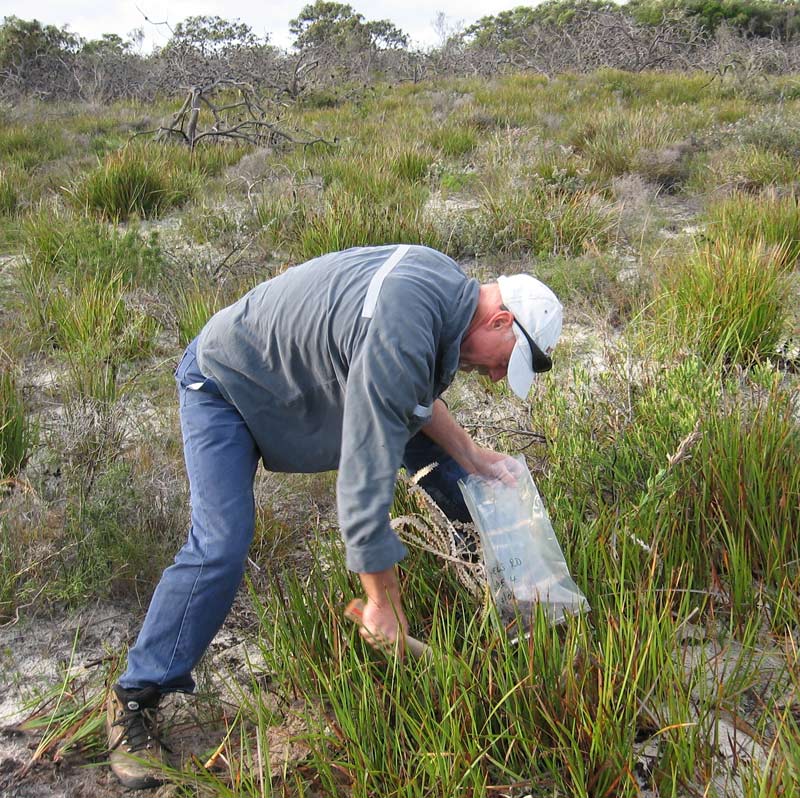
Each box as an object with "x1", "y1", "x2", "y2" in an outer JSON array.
[
  {"x1": 0, "y1": 122, "x2": 70, "y2": 169},
  {"x1": 74, "y1": 147, "x2": 200, "y2": 221},
  {"x1": 570, "y1": 107, "x2": 689, "y2": 179},
  {"x1": 429, "y1": 124, "x2": 479, "y2": 157},
  {"x1": 21, "y1": 211, "x2": 163, "y2": 287},
  {"x1": 657, "y1": 236, "x2": 791, "y2": 365},
  {"x1": 706, "y1": 190, "x2": 800, "y2": 267},
  {"x1": 173, "y1": 278, "x2": 225, "y2": 346},
  {"x1": 698, "y1": 144, "x2": 800, "y2": 191},
  {"x1": 390, "y1": 149, "x2": 432, "y2": 182},
  {"x1": 454, "y1": 185, "x2": 617, "y2": 258},
  {"x1": 0, "y1": 364, "x2": 33, "y2": 479},
  {"x1": 258, "y1": 187, "x2": 441, "y2": 261},
  {"x1": 671, "y1": 385, "x2": 800, "y2": 623},
  {"x1": 47, "y1": 273, "x2": 159, "y2": 402},
  {"x1": 0, "y1": 171, "x2": 19, "y2": 216}
]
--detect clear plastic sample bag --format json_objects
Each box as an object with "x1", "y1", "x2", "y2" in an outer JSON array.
[{"x1": 459, "y1": 456, "x2": 589, "y2": 629}]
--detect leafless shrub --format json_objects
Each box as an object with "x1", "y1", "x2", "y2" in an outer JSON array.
[{"x1": 2, "y1": 10, "x2": 800, "y2": 103}]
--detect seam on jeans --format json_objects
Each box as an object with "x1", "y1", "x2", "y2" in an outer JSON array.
[
  {"x1": 155, "y1": 393, "x2": 259, "y2": 688},
  {"x1": 157, "y1": 408, "x2": 208, "y2": 687}
]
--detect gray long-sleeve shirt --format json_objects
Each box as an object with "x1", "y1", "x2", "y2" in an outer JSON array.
[{"x1": 196, "y1": 244, "x2": 479, "y2": 573}]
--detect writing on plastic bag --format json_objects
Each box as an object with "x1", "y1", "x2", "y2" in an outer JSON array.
[{"x1": 459, "y1": 455, "x2": 590, "y2": 630}]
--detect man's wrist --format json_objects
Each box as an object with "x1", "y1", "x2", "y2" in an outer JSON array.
[{"x1": 359, "y1": 566, "x2": 401, "y2": 607}]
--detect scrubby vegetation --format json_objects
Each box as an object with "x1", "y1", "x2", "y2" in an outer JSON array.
[{"x1": 0, "y1": 27, "x2": 798, "y2": 798}]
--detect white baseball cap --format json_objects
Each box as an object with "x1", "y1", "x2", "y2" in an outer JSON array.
[{"x1": 498, "y1": 274, "x2": 563, "y2": 399}]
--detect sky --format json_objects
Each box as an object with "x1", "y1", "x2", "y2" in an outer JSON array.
[{"x1": 0, "y1": 1, "x2": 517, "y2": 50}]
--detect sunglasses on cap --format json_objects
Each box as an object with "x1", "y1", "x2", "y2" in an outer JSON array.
[{"x1": 513, "y1": 318, "x2": 553, "y2": 373}]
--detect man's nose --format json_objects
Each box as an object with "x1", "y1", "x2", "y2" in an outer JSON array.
[{"x1": 489, "y1": 367, "x2": 507, "y2": 382}]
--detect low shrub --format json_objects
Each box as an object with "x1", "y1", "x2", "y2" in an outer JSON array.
[
  {"x1": 49, "y1": 456, "x2": 186, "y2": 605},
  {"x1": 733, "y1": 110, "x2": 800, "y2": 158}
]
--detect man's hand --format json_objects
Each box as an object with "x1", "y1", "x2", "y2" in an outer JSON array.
[
  {"x1": 359, "y1": 598, "x2": 409, "y2": 651},
  {"x1": 358, "y1": 567, "x2": 409, "y2": 652},
  {"x1": 470, "y1": 447, "x2": 524, "y2": 486}
]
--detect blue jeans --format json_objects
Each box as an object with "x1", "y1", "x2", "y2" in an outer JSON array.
[{"x1": 120, "y1": 340, "x2": 468, "y2": 692}]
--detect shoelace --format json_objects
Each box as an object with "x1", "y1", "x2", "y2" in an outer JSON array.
[{"x1": 111, "y1": 705, "x2": 169, "y2": 754}]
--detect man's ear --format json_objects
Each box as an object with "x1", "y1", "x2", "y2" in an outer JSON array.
[{"x1": 489, "y1": 308, "x2": 514, "y2": 331}]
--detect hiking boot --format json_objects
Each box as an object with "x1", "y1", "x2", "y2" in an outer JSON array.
[{"x1": 106, "y1": 684, "x2": 166, "y2": 789}]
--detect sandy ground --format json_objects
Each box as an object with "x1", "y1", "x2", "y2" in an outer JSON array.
[{"x1": 0, "y1": 597, "x2": 308, "y2": 798}]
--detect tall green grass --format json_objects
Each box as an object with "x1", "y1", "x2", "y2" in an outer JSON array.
[
  {"x1": 389, "y1": 149, "x2": 432, "y2": 182},
  {"x1": 47, "y1": 273, "x2": 159, "y2": 402},
  {"x1": 0, "y1": 171, "x2": 18, "y2": 216},
  {"x1": 71, "y1": 142, "x2": 250, "y2": 221},
  {"x1": 173, "y1": 278, "x2": 225, "y2": 346},
  {"x1": 73, "y1": 148, "x2": 200, "y2": 221},
  {"x1": 0, "y1": 123, "x2": 70, "y2": 169},
  {"x1": 657, "y1": 237, "x2": 791, "y2": 365},
  {"x1": 705, "y1": 190, "x2": 800, "y2": 267},
  {"x1": 698, "y1": 145, "x2": 800, "y2": 191},
  {"x1": 17, "y1": 213, "x2": 163, "y2": 375},
  {"x1": 541, "y1": 354, "x2": 799, "y2": 631},
  {"x1": 429, "y1": 124, "x2": 479, "y2": 157},
  {"x1": 672, "y1": 387, "x2": 800, "y2": 624},
  {"x1": 570, "y1": 107, "x2": 689, "y2": 179},
  {"x1": 20, "y1": 212, "x2": 163, "y2": 288},
  {"x1": 454, "y1": 185, "x2": 617, "y2": 258},
  {"x1": 258, "y1": 189, "x2": 441, "y2": 261},
  {"x1": 0, "y1": 364, "x2": 33, "y2": 479}
]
